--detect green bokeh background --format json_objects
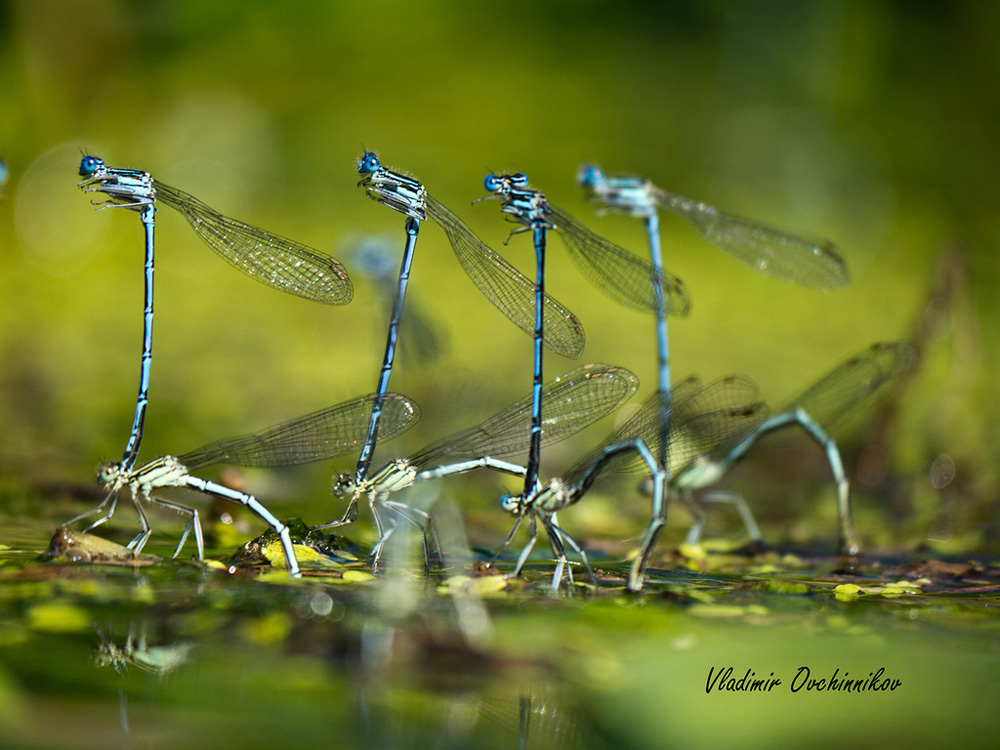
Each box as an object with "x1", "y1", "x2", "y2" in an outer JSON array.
[
  {"x1": 1, "y1": 1, "x2": 997, "y2": 541},
  {"x1": 1, "y1": 2, "x2": 999, "y2": 749},
  {"x1": 3, "y1": 0, "x2": 996, "y2": 548}
]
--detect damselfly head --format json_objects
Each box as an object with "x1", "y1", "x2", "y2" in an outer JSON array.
[
  {"x1": 577, "y1": 163, "x2": 603, "y2": 189},
  {"x1": 500, "y1": 493, "x2": 524, "y2": 515},
  {"x1": 484, "y1": 172, "x2": 529, "y2": 196},
  {"x1": 78, "y1": 155, "x2": 105, "y2": 178},
  {"x1": 96, "y1": 461, "x2": 120, "y2": 486},
  {"x1": 331, "y1": 471, "x2": 355, "y2": 497},
  {"x1": 356, "y1": 151, "x2": 380, "y2": 175}
]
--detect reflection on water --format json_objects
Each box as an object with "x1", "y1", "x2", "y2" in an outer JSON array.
[
  {"x1": 44, "y1": 594, "x2": 609, "y2": 748},
  {"x1": 93, "y1": 626, "x2": 194, "y2": 675},
  {"x1": 3, "y1": 509, "x2": 611, "y2": 748},
  {"x1": 0, "y1": 500, "x2": 999, "y2": 749},
  {"x1": 93, "y1": 623, "x2": 194, "y2": 742}
]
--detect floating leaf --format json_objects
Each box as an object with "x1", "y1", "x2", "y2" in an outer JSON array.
[
  {"x1": 763, "y1": 580, "x2": 811, "y2": 595},
  {"x1": 833, "y1": 583, "x2": 863, "y2": 602}
]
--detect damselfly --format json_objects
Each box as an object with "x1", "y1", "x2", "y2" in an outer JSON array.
[
  {"x1": 481, "y1": 172, "x2": 690, "y2": 501},
  {"x1": 350, "y1": 152, "x2": 586, "y2": 524},
  {"x1": 76, "y1": 155, "x2": 353, "y2": 488},
  {"x1": 498, "y1": 375, "x2": 764, "y2": 592},
  {"x1": 61, "y1": 392, "x2": 419, "y2": 577},
  {"x1": 578, "y1": 163, "x2": 847, "y2": 398},
  {"x1": 321, "y1": 363, "x2": 638, "y2": 568}
]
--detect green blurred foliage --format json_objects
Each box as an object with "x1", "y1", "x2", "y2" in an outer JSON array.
[{"x1": 0, "y1": 0, "x2": 997, "y2": 549}]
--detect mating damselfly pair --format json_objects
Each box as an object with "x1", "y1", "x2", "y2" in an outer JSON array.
[{"x1": 55, "y1": 151, "x2": 913, "y2": 592}]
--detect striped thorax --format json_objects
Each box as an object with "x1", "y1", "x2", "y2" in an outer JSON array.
[
  {"x1": 78, "y1": 155, "x2": 156, "y2": 210},
  {"x1": 356, "y1": 151, "x2": 426, "y2": 221},
  {"x1": 578, "y1": 164, "x2": 656, "y2": 218}
]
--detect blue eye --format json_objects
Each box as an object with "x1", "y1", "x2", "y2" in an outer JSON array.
[
  {"x1": 484, "y1": 174, "x2": 500, "y2": 192},
  {"x1": 357, "y1": 152, "x2": 380, "y2": 174},
  {"x1": 79, "y1": 155, "x2": 100, "y2": 177},
  {"x1": 500, "y1": 493, "x2": 519, "y2": 512},
  {"x1": 578, "y1": 164, "x2": 599, "y2": 187}
]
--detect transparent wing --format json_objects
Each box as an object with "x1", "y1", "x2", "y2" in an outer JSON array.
[
  {"x1": 155, "y1": 181, "x2": 353, "y2": 305},
  {"x1": 564, "y1": 375, "x2": 768, "y2": 484},
  {"x1": 655, "y1": 187, "x2": 848, "y2": 289},
  {"x1": 777, "y1": 340, "x2": 917, "y2": 427},
  {"x1": 547, "y1": 203, "x2": 691, "y2": 316},
  {"x1": 408, "y1": 363, "x2": 638, "y2": 469},
  {"x1": 179, "y1": 393, "x2": 419, "y2": 469},
  {"x1": 427, "y1": 196, "x2": 585, "y2": 358}
]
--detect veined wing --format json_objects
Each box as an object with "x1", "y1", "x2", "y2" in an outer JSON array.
[{"x1": 179, "y1": 393, "x2": 419, "y2": 470}]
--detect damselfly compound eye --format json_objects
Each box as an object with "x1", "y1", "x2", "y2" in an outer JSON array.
[
  {"x1": 79, "y1": 155, "x2": 101, "y2": 177},
  {"x1": 96, "y1": 462, "x2": 119, "y2": 484},
  {"x1": 500, "y1": 494, "x2": 520, "y2": 514},
  {"x1": 577, "y1": 164, "x2": 600, "y2": 188},
  {"x1": 331, "y1": 472, "x2": 354, "y2": 496},
  {"x1": 357, "y1": 152, "x2": 380, "y2": 174}
]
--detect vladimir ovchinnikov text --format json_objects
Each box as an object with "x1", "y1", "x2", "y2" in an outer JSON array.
[{"x1": 706, "y1": 666, "x2": 902, "y2": 694}]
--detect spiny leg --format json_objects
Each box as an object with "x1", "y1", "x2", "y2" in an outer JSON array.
[
  {"x1": 381, "y1": 499, "x2": 439, "y2": 570},
  {"x1": 676, "y1": 489, "x2": 709, "y2": 548},
  {"x1": 368, "y1": 495, "x2": 392, "y2": 572},
  {"x1": 125, "y1": 492, "x2": 153, "y2": 556},
  {"x1": 511, "y1": 515, "x2": 539, "y2": 579},
  {"x1": 688, "y1": 490, "x2": 763, "y2": 546},
  {"x1": 543, "y1": 518, "x2": 570, "y2": 595},
  {"x1": 145, "y1": 494, "x2": 205, "y2": 561},
  {"x1": 630, "y1": 470, "x2": 669, "y2": 591},
  {"x1": 548, "y1": 516, "x2": 597, "y2": 589},
  {"x1": 370, "y1": 502, "x2": 429, "y2": 572},
  {"x1": 490, "y1": 515, "x2": 524, "y2": 569},
  {"x1": 313, "y1": 489, "x2": 362, "y2": 531},
  {"x1": 70, "y1": 488, "x2": 121, "y2": 533}
]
